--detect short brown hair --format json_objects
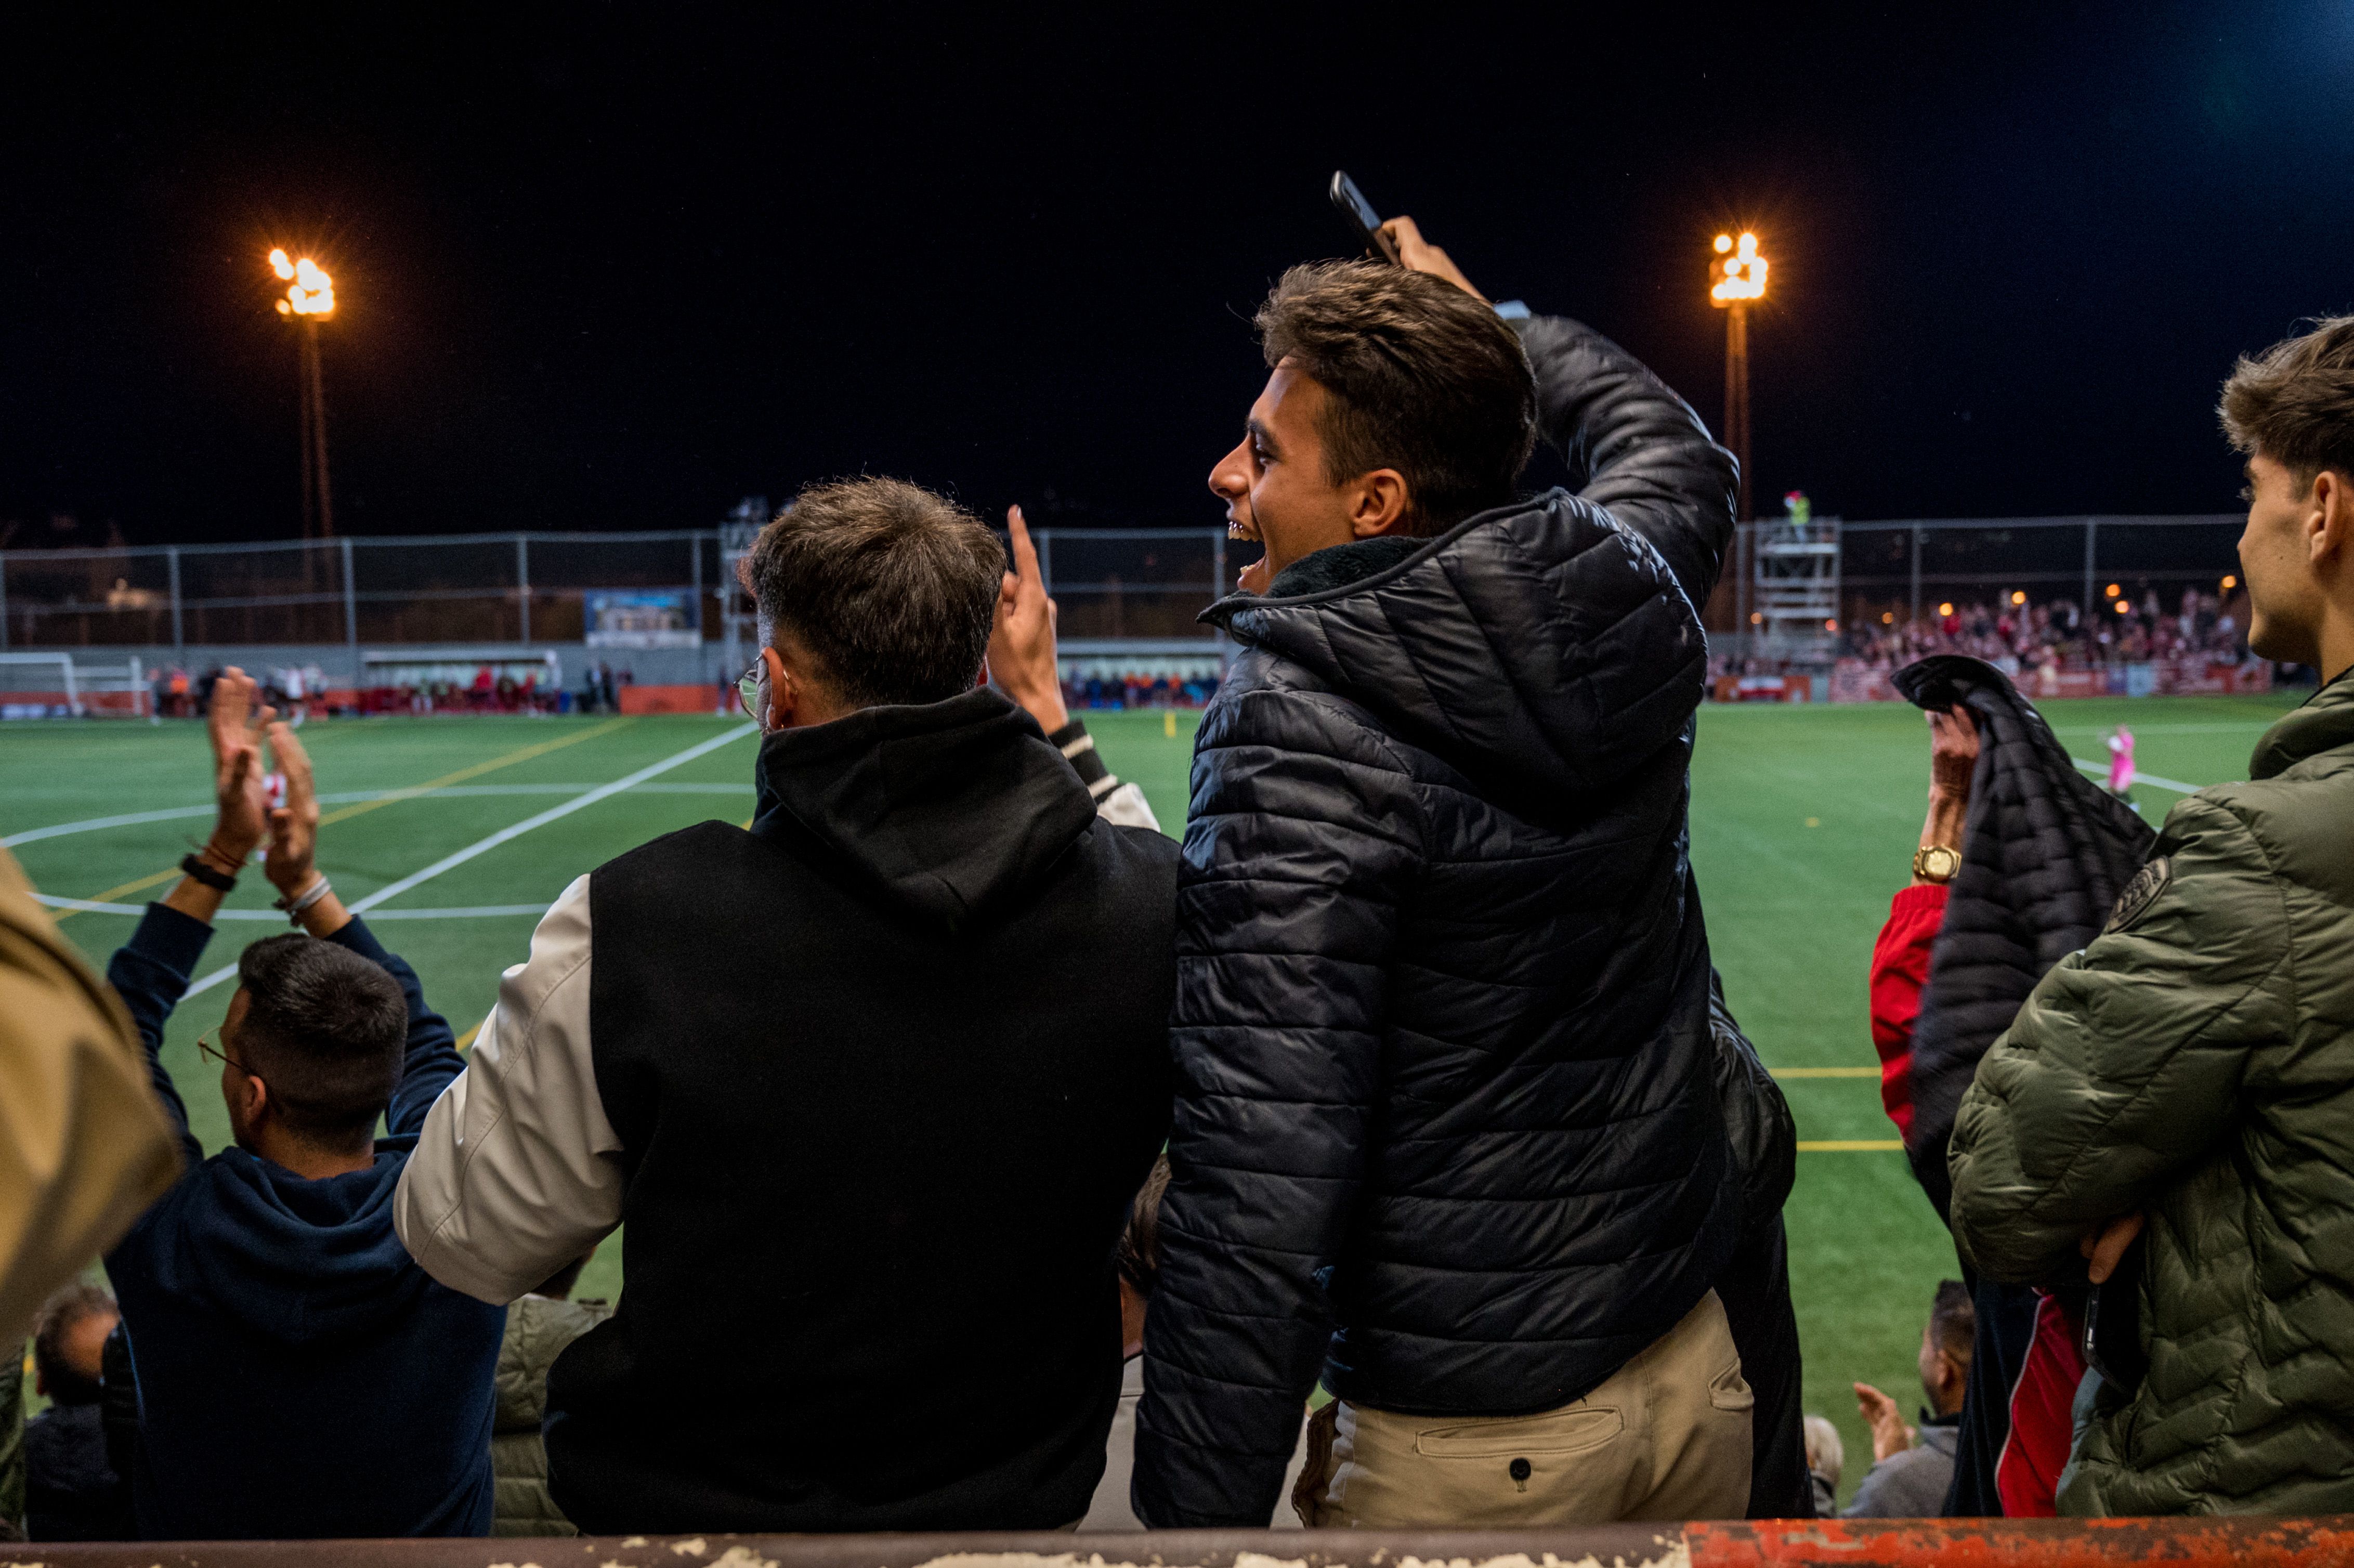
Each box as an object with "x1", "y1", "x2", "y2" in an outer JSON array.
[
  {"x1": 741, "y1": 477, "x2": 1005, "y2": 708},
  {"x1": 235, "y1": 933, "x2": 407, "y2": 1143},
  {"x1": 1114, "y1": 1153, "x2": 1172, "y2": 1297},
  {"x1": 1256, "y1": 261, "x2": 1537, "y2": 536},
  {"x1": 1929, "y1": 1278, "x2": 1974, "y2": 1366},
  {"x1": 2219, "y1": 315, "x2": 2354, "y2": 487}
]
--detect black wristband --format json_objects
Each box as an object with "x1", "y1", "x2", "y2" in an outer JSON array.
[{"x1": 179, "y1": 853, "x2": 237, "y2": 892}]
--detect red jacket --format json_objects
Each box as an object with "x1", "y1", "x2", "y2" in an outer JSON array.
[{"x1": 1868, "y1": 883, "x2": 1948, "y2": 1139}]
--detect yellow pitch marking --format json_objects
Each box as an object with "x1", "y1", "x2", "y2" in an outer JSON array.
[
  {"x1": 55, "y1": 717, "x2": 636, "y2": 921},
  {"x1": 457, "y1": 1017, "x2": 487, "y2": 1051}
]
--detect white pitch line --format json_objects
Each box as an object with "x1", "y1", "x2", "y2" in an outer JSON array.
[
  {"x1": 178, "y1": 723, "x2": 756, "y2": 999},
  {"x1": 2068, "y1": 757, "x2": 2208, "y2": 795},
  {"x1": 4, "y1": 781, "x2": 754, "y2": 848}
]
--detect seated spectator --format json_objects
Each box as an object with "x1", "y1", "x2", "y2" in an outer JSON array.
[
  {"x1": 396, "y1": 478, "x2": 1178, "y2": 1534},
  {"x1": 1802, "y1": 1416, "x2": 1843, "y2": 1519},
  {"x1": 24, "y1": 1285, "x2": 131, "y2": 1540},
  {"x1": 104, "y1": 670, "x2": 504, "y2": 1538},
  {"x1": 491, "y1": 1250, "x2": 611, "y2": 1537},
  {"x1": 1845, "y1": 1282, "x2": 1971, "y2": 1518}
]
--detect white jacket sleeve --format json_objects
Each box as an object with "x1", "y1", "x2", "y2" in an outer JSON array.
[{"x1": 394, "y1": 874, "x2": 623, "y2": 1304}]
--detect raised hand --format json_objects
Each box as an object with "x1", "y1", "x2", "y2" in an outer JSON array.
[
  {"x1": 1927, "y1": 705, "x2": 1981, "y2": 802},
  {"x1": 1853, "y1": 1381, "x2": 1916, "y2": 1464},
  {"x1": 264, "y1": 721, "x2": 321, "y2": 898},
  {"x1": 1376, "y1": 216, "x2": 1487, "y2": 303},
  {"x1": 203, "y1": 667, "x2": 276, "y2": 870},
  {"x1": 985, "y1": 505, "x2": 1069, "y2": 735}
]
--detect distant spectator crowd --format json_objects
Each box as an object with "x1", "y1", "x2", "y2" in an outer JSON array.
[{"x1": 1837, "y1": 585, "x2": 2245, "y2": 669}]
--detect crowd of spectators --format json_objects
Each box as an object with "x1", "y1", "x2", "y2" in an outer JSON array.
[
  {"x1": 1836, "y1": 585, "x2": 2246, "y2": 670},
  {"x1": 1060, "y1": 670, "x2": 1220, "y2": 710}
]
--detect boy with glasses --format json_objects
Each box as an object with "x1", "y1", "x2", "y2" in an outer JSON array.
[{"x1": 101, "y1": 668, "x2": 502, "y2": 1539}]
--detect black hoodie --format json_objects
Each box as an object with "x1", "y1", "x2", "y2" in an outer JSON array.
[{"x1": 545, "y1": 688, "x2": 1178, "y2": 1533}]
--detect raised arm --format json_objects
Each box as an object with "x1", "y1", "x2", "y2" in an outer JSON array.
[
  {"x1": 1132, "y1": 689, "x2": 1420, "y2": 1527},
  {"x1": 1377, "y1": 216, "x2": 1736, "y2": 608},
  {"x1": 1517, "y1": 314, "x2": 1738, "y2": 607}
]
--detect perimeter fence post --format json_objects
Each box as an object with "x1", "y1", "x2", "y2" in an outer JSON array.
[
  {"x1": 517, "y1": 535, "x2": 531, "y2": 644},
  {"x1": 1910, "y1": 524, "x2": 1923, "y2": 623},
  {"x1": 0, "y1": 554, "x2": 9, "y2": 649},
  {"x1": 2083, "y1": 518, "x2": 2098, "y2": 613},
  {"x1": 1038, "y1": 529, "x2": 1053, "y2": 601},
  {"x1": 342, "y1": 537, "x2": 358, "y2": 670},
  {"x1": 691, "y1": 532, "x2": 704, "y2": 644},
  {"x1": 168, "y1": 547, "x2": 184, "y2": 652}
]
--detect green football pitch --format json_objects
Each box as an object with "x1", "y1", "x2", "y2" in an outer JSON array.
[{"x1": 0, "y1": 690, "x2": 2304, "y2": 1502}]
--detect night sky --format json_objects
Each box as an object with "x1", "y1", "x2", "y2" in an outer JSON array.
[{"x1": 7, "y1": 4, "x2": 2352, "y2": 546}]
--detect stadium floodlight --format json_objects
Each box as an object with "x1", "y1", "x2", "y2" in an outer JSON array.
[
  {"x1": 2222, "y1": 574, "x2": 2238, "y2": 591},
  {"x1": 1710, "y1": 230, "x2": 1767, "y2": 529},
  {"x1": 269, "y1": 248, "x2": 338, "y2": 540}
]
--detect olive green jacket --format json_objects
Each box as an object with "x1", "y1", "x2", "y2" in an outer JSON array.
[
  {"x1": 490, "y1": 1294, "x2": 612, "y2": 1537},
  {"x1": 1951, "y1": 674, "x2": 2354, "y2": 1515}
]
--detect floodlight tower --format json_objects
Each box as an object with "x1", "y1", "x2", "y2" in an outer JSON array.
[
  {"x1": 1710, "y1": 231, "x2": 1767, "y2": 525},
  {"x1": 269, "y1": 249, "x2": 338, "y2": 539}
]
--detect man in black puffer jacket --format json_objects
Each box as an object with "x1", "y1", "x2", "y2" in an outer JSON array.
[{"x1": 1134, "y1": 224, "x2": 1746, "y2": 1529}]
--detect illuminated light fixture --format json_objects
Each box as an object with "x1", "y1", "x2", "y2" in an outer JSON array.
[
  {"x1": 2105, "y1": 582, "x2": 2121, "y2": 597},
  {"x1": 1711, "y1": 230, "x2": 1767, "y2": 305},
  {"x1": 1824, "y1": 618, "x2": 1838, "y2": 632},
  {"x1": 1749, "y1": 611, "x2": 1762, "y2": 624},
  {"x1": 1880, "y1": 612, "x2": 1894, "y2": 624},
  {"x1": 2221, "y1": 574, "x2": 2238, "y2": 590},
  {"x1": 2010, "y1": 591, "x2": 2026, "y2": 605},
  {"x1": 2115, "y1": 599, "x2": 2131, "y2": 615},
  {"x1": 269, "y1": 247, "x2": 335, "y2": 317},
  {"x1": 1937, "y1": 602, "x2": 1955, "y2": 617}
]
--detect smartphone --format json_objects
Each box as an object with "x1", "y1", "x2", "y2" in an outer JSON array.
[{"x1": 1329, "y1": 171, "x2": 1400, "y2": 264}]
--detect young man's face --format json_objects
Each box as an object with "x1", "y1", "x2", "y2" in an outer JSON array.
[
  {"x1": 2238, "y1": 451, "x2": 2328, "y2": 666},
  {"x1": 1210, "y1": 361, "x2": 1410, "y2": 589},
  {"x1": 1209, "y1": 364, "x2": 1356, "y2": 587}
]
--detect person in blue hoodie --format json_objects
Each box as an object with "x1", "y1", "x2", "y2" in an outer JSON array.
[{"x1": 102, "y1": 668, "x2": 504, "y2": 1539}]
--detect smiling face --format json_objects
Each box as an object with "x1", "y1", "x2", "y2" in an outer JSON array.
[{"x1": 1209, "y1": 363, "x2": 1358, "y2": 587}]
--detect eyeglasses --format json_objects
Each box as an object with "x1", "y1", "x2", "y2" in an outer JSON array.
[
  {"x1": 196, "y1": 1027, "x2": 246, "y2": 1075},
  {"x1": 738, "y1": 664, "x2": 764, "y2": 722}
]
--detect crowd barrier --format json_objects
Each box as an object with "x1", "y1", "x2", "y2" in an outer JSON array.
[{"x1": 16, "y1": 1518, "x2": 2354, "y2": 1568}]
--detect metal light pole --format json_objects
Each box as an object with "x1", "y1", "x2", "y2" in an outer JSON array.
[
  {"x1": 1710, "y1": 231, "x2": 1767, "y2": 524},
  {"x1": 270, "y1": 250, "x2": 338, "y2": 540}
]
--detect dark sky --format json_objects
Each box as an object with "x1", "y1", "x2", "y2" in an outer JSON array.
[{"x1": 7, "y1": 3, "x2": 2352, "y2": 545}]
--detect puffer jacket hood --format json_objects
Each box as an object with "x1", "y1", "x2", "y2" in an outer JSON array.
[
  {"x1": 1210, "y1": 489, "x2": 1709, "y2": 819},
  {"x1": 176, "y1": 1147, "x2": 429, "y2": 1347},
  {"x1": 1136, "y1": 313, "x2": 1743, "y2": 1529},
  {"x1": 750, "y1": 687, "x2": 1096, "y2": 933}
]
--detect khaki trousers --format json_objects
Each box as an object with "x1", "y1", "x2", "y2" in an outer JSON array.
[{"x1": 1294, "y1": 1289, "x2": 1753, "y2": 1528}]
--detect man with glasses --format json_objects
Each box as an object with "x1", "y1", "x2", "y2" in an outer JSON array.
[
  {"x1": 395, "y1": 476, "x2": 1179, "y2": 1534},
  {"x1": 100, "y1": 668, "x2": 504, "y2": 1539}
]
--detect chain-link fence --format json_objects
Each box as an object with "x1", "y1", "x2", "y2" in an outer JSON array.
[{"x1": 0, "y1": 532, "x2": 730, "y2": 651}]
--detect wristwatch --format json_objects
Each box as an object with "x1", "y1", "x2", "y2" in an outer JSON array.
[{"x1": 1913, "y1": 844, "x2": 1962, "y2": 884}]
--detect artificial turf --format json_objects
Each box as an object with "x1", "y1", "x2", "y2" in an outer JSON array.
[{"x1": 0, "y1": 690, "x2": 2303, "y2": 1504}]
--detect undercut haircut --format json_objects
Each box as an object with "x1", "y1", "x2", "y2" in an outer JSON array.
[
  {"x1": 33, "y1": 1283, "x2": 116, "y2": 1405},
  {"x1": 741, "y1": 477, "x2": 1006, "y2": 709},
  {"x1": 1929, "y1": 1278, "x2": 1975, "y2": 1367},
  {"x1": 234, "y1": 933, "x2": 407, "y2": 1143},
  {"x1": 2219, "y1": 315, "x2": 2354, "y2": 488},
  {"x1": 1256, "y1": 260, "x2": 1538, "y2": 537}
]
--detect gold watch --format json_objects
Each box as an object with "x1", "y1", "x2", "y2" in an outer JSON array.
[{"x1": 1913, "y1": 844, "x2": 1961, "y2": 884}]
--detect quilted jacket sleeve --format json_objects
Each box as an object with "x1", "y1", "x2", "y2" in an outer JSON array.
[
  {"x1": 1516, "y1": 316, "x2": 1738, "y2": 608},
  {"x1": 1132, "y1": 686, "x2": 1422, "y2": 1528},
  {"x1": 1948, "y1": 793, "x2": 2292, "y2": 1284}
]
